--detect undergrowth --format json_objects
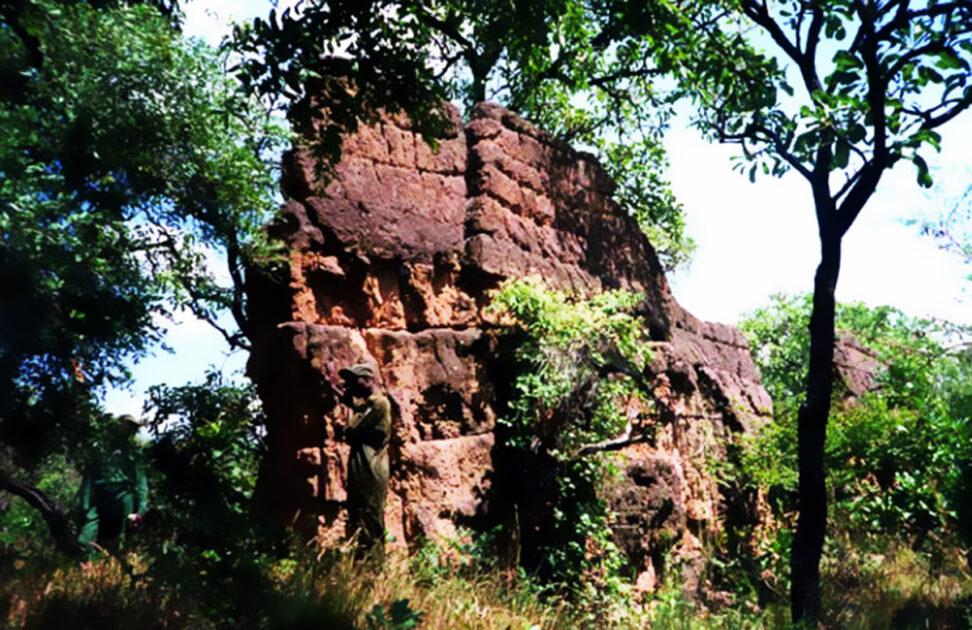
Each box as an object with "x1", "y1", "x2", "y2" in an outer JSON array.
[
  {"x1": 0, "y1": 543, "x2": 770, "y2": 630},
  {"x1": 4, "y1": 528, "x2": 972, "y2": 629}
]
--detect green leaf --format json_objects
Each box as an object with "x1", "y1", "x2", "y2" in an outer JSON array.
[
  {"x1": 913, "y1": 154, "x2": 933, "y2": 187},
  {"x1": 829, "y1": 69, "x2": 859, "y2": 85},
  {"x1": 935, "y1": 49, "x2": 968, "y2": 71},
  {"x1": 833, "y1": 50, "x2": 863, "y2": 71},
  {"x1": 833, "y1": 139, "x2": 850, "y2": 169},
  {"x1": 918, "y1": 65, "x2": 944, "y2": 84}
]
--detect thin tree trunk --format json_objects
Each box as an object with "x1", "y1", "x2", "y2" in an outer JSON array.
[{"x1": 790, "y1": 230, "x2": 841, "y2": 623}]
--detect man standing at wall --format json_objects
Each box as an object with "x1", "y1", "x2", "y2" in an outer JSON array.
[{"x1": 337, "y1": 363, "x2": 391, "y2": 559}]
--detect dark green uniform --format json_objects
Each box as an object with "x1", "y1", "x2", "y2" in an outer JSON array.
[
  {"x1": 78, "y1": 436, "x2": 148, "y2": 550},
  {"x1": 345, "y1": 391, "x2": 391, "y2": 556}
]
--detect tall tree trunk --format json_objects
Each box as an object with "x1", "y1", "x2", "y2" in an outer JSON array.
[{"x1": 790, "y1": 231, "x2": 841, "y2": 623}]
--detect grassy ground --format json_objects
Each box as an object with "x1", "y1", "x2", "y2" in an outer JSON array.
[{"x1": 2, "y1": 537, "x2": 969, "y2": 629}]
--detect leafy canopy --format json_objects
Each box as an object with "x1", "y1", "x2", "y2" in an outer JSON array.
[
  {"x1": 674, "y1": 0, "x2": 972, "y2": 210},
  {"x1": 0, "y1": 0, "x2": 285, "y2": 468}
]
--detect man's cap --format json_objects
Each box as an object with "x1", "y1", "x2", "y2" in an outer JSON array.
[{"x1": 339, "y1": 363, "x2": 377, "y2": 379}]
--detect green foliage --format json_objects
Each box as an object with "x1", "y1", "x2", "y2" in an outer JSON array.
[
  {"x1": 594, "y1": 1, "x2": 972, "y2": 617},
  {"x1": 0, "y1": 371, "x2": 288, "y2": 627},
  {"x1": 741, "y1": 293, "x2": 970, "y2": 410},
  {"x1": 0, "y1": 454, "x2": 81, "y2": 558},
  {"x1": 136, "y1": 371, "x2": 284, "y2": 625},
  {"x1": 232, "y1": 0, "x2": 694, "y2": 269},
  {"x1": 489, "y1": 279, "x2": 653, "y2": 606},
  {"x1": 145, "y1": 371, "x2": 265, "y2": 512},
  {"x1": 672, "y1": 0, "x2": 972, "y2": 191},
  {"x1": 491, "y1": 279, "x2": 652, "y2": 456},
  {"x1": 0, "y1": 0, "x2": 286, "y2": 553},
  {"x1": 738, "y1": 294, "x2": 972, "y2": 547}
]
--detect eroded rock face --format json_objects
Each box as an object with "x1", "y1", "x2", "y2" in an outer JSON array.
[
  {"x1": 246, "y1": 101, "x2": 772, "y2": 590},
  {"x1": 834, "y1": 333, "x2": 882, "y2": 400}
]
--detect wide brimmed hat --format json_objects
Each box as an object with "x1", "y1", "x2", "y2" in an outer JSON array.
[{"x1": 338, "y1": 363, "x2": 377, "y2": 379}]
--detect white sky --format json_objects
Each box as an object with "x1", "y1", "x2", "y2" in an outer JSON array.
[
  {"x1": 666, "y1": 119, "x2": 972, "y2": 325},
  {"x1": 106, "y1": 0, "x2": 972, "y2": 416}
]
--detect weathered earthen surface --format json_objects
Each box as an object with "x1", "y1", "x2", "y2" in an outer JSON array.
[
  {"x1": 834, "y1": 333, "x2": 882, "y2": 399},
  {"x1": 247, "y1": 101, "x2": 772, "y2": 590}
]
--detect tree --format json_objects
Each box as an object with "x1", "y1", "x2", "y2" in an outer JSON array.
[
  {"x1": 628, "y1": 0, "x2": 972, "y2": 620},
  {"x1": 232, "y1": 0, "x2": 697, "y2": 269},
  {"x1": 138, "y1": 372, "x2": 277, "y2": 623},
  {"x1": 738, "y1": 295, "x2": 972, "y2": 618},
  {"x1": 0, "y1": 0, "x2": 284, "y2": 554}
]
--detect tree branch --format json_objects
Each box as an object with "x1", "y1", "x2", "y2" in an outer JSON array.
[
  {"x1": 225, "y1": 233, "x2": 253, "y2": 347},
  {"x1": 833, "y1": 163, "x2": 867, "y2": 203},
  {"x1": 921, "y1": 92, "x2": 972, "y2": 129},
  {"x1": 884, "y1": 39, "x2": 950, "y2": 83},
  {"x1": 146, "y1": 220, "x2": 251, "y2": 351},
  {"x1": 831, "y1": 2, "x2": 891, "y2": 236},
  {"x1": 574, "y1": 412, "x2": 723, "y2": 456},
  {"x1": 0, "y1": 472, "x2": 86, "y2": 557},
  {"x1": 876, "y1": 1, "x2": 971, "y2": 41},
  {"x1": 416, "y1": 9, "x2": 473, "y2": 51},
  {"x1": 716, "y1": 118, "x2": 813, "y2": 180},
  {"x1": 803, "y1": 3, "x2": 825, "y2": 90},
  {"x1": 742, "y1": 0, "x2": 822, "y2": 95}
]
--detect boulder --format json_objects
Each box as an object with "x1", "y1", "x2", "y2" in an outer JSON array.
[{"x1": 246, "y1": 100, "x2": 772, "y2": 590}]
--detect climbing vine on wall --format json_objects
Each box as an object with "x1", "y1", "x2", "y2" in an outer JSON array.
[{"x1": 489, "y1": 279, "x2": 656, "y2": 604}]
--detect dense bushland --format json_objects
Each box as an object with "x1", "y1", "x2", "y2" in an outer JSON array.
[{"x1": 729, "y1": 294, "x2": 972, "y2": 626}]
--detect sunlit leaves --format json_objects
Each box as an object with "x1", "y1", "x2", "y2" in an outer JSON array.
[
  {"x1": 739, "y1": 294, "x2": 972, "y2": 544},
  {"x1": 488, "y1": 278, "x2": 650, "y2": 595},
  {"x1": 678, "y1": 0, "x2": 972, "y2": 193},
  {"x1": 1, "y1": 0, "x2": 284, "y2": 468},
  {"x1": 490, "y1": 278, "x2": 652, "y2": 456}
]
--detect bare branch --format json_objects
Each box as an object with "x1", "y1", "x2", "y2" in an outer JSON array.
[
  {"x1": 574, "y1": 413, "x2": 724, "y2": 456},
  {"x1": 835, "y1": 160, "x2": 887, "y2": 236},
  {"x1": 803, "y1": 3, "x2": 825, "y2": 90},
  {"x1": 833, "y1": 162, "x2": 867, "y2": 203},
  {"x1": 416, "y1": 8, "x2": 473, "y2": 51},
  {"x1": 741, "y1": 0, "x2": 803, "y2": 64},
  {"x1": 144, "y1": 219, "x2": 251, "y2": 351},
  {"x1": 810, "y1": 136, "x2": 836, "y2": 234},
  {"x1": 921, "y1": 92, "x2": 972, "y2": 129},
  {"x1": 716, "y1": 118, "x2": 814, "y2": 180}
]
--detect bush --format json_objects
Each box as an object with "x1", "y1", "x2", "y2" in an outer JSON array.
[{"x1": 487, "y1": 278, "x2": 655, "y2": 612}]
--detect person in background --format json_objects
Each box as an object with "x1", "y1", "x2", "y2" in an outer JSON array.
[{"x1": 78, "y1": 414, "x2": 148, "y2": 553}]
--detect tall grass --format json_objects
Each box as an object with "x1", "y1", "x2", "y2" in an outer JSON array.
[{"x1": 3, "y1": 535, "x2": 969, "y2": 629}]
